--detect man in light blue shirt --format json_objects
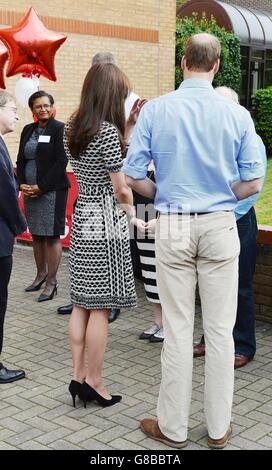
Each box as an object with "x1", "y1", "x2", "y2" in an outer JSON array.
[
  {"x1": 123, "y1": 73, "x2": 263, "y2": 214},
  {"x1": 193, "y1": 86, "x2": 267, "y2": 369},
  {"x1": 123, "y1": 33, "x2": 264, "y2": 449}
]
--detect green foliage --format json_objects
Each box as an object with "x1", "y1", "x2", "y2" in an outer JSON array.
[
  {"x1": 176, "y1": 13, "x2": 241, "y2": 93},
  {"x1": 254, "y1": 87, "x2": 272, "y2": 158},
  {"x1": 176, "y1": 0, "x2": 186, "y2": 8},
  {"x1": 255, "y1": 158, "x2": 272, "y2": 225}
]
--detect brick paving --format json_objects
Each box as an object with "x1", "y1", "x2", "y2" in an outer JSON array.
[{"x1": 0, "y1": 244, "x2": 271, "y2": 450}]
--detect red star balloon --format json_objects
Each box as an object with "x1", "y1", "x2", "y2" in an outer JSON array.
[
  {"x1": 0, "y1": 8, "x2": 67, "y2": 81},
  {"x1": 0, "y1": 42, "x2": 8, "y2": 89}
]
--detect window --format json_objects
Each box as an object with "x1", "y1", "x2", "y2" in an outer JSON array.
[
  {"x1": 249, "y1": 49, "x2": 264, "y2": 107},
  {"x1": 240, "y1": 46, "x2": 249, "y2": 106},
  {"x1": 264, "y1": 49, "x2": 272, "y2": 88},
  {"x1": 240, "y1": 47, "x2": 272, "y2": 108}
]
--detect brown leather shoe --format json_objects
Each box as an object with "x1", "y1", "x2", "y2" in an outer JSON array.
[
  {"x1": 208, "y1": 425, "x2": 232, "y2": 449},
  {"x1": 140, "y1": 419, "x2": 188, "y2": 448},
  {"x1": 234, "y1": 354, "x2": 253, "y2": 369},
  {"x1": 193, "y1": 341, "x2": 205, "y2": 357}
]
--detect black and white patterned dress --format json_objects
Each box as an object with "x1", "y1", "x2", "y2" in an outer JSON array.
[{"x1": 63, "y1": 121, "x2": 137, "y2": 310}]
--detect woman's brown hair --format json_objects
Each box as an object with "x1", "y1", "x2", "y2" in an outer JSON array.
[{"x1": 67, "y1": 63, "x2": 130, "y2": 159}]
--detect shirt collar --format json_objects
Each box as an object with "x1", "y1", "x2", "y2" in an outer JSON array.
[{"x1": 179, "y1": 78, "x2": 213, "y2": 90}]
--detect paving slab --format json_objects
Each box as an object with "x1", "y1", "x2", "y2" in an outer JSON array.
[{"x1": 0, "y1": 244, "x2": 271, "y2": 450}]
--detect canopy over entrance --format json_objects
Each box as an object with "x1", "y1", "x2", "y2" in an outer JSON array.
[{"x1": 177, "y1": 0, "x2": 272, "y2": 47}]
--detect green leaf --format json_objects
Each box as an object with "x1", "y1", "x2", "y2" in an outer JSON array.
[{"x1": 175, "y1": 14, "x2": 241, "y2": 93}]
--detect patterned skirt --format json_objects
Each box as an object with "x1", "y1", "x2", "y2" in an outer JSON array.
[
  {"x1": 24, "y1": 190, "x2": 68, "y2": 237},
  {"x1": 24, "y1": 158, "x2": 67, "y2": 237},
  {"x1": 69, "y1": 186, "x2": 137, "y2": 309}
]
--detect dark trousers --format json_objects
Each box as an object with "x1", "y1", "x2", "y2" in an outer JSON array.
[
  {"x1": 234, "y1": 207, "x2": 257, "y2": 357},
  {"x1": 200, "y1": 207, "x2": 257, "y2": 358},
  {"x1": 0, "y1": 255, "x2": 13, "y2": 355}
]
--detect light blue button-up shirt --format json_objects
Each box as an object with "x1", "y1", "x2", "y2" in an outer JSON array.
[
  {"x1": 123, "y1": 79, "x2": 265, "y2": 214},
  {"x1": 235, "y1": 135, "x2": 267, "y2": 220}
]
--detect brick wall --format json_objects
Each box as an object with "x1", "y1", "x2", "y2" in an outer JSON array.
[
  {"x1": 254, "y1": 227, "x2": 272, "y2": 323},
  {"x1": 195, "y1": 227, "x2": 272, "y2": 323},
  {"x1": 0, "y1": 0, "x2": 176, "y2": 162},
  {"x1": 222, "y1": 0, "x2": 272, "y2": 13}
]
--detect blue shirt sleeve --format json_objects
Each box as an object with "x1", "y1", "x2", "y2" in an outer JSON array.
[
  {"x1": 235, "y1": 134, "x2": 267, "y2": 220},
  {"x1": 122, "y1": 102, "x2": 153, "y2": 179},
  {"x1": 237, "y1": 109, "x2": 265, "y2": 181}
]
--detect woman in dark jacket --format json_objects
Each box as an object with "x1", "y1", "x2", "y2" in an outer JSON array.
[{"x1": 17, "y1": 91, "x2": 70, "y2": 301}]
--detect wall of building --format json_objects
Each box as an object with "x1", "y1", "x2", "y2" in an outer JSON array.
[
  {"x1": 196, "y1": 229, "x2": 272, "y2": 324},
  {"x1": 0, "y1": 1, "x2": 176, "y2": 162},
  {"x1": 254, "y1": 229, "x2": 272, "y2": 324},
  {"x1": 222, "y1": 0, "x2": 272, "y2": 13}
]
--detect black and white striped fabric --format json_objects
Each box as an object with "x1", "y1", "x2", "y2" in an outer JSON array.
[{"x1": 136, "y1": 237, "x2": 159, "y2": 303}]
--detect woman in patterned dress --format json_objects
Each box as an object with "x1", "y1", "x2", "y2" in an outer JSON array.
[{"x1": 64, "y1": 64, "x2": 137, "y2": 407}]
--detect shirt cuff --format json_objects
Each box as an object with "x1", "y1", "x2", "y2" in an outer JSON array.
[
  {"x1": 239, "y1": 167, "x2": 265, "y2": 181},
  {"x1": 122, "y1": 164, "x2": 147, "y2": 180}
]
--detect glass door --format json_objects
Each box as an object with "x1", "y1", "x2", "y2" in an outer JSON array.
[
  {"x1": 264, "y1": 49, "x2": 272, "y2": 88},
  {"x1": 249, "y1": 49, "x2": 264, "y2": 107}
]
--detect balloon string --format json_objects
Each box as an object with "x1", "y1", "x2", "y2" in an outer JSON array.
[{"x1": 22, "y1": 71, "x2": 41, "y2": 79}]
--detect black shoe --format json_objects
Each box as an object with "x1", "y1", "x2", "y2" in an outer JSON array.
[
  {"x1": 78, "y1": 381, "x2": 122, "y2": 408},
  {"x1": 25, "y1": 276, "x2": 47, "y2": 292},
  {"x1": 149, "y1": 327, "x2": 164, "y2": 343},
  {"x1": 68, "y1": 380, "x2": 83, "y2": 407},
  {"x1": 108, "y1": 308, "x2": 120, "y2": 323},
  {"x1": 0, "y1": 365, "x2": 25, "y2": 384},
  {"x1": 38, "y1": 283, "x2": 58, "y2": 302},
  {"x1": 57, "y1": 304, "x2": 73, "y2": 315},
  {"x1": 139, "y1": 323, "x2": 161, "y2": 340}
]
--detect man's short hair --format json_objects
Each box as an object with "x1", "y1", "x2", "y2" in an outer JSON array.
[
  {"x1": 184, "y1": 33, "x2": 221, "y2": 72},
  {"x1": 92, "y1": 52, "x2": 117, "y2": 66},
  {"x1": 0, "y1": 91, "x2": 14, "y2": 107},
  {"x1": 215, "y1": 86, "x2": 239, "y2": 104}
]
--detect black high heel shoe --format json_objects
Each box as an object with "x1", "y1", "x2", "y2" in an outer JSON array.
[
  {"x1": 68, "y1": 380, "x2": 83, "y2": 408},
  {"x1": 38, "y1": 283, "x2": 58, "y2": 302},
  {"x1": 79, "y1": 381, "x2": 122, "y2": 408},
  {"x1": 25, "y1": 276, "x2": 47, "y2": 292}
]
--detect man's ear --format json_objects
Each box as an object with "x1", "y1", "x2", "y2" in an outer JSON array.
[
  {"x1": 213, "y1": 58, "x2": 220, "y2": 74},
  {"x1": 181, "y1": 56, "x2": 185, "y2": 71}
]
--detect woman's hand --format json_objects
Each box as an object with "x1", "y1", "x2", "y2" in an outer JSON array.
[
  {"x1": 127, "y1": 98, "x2": 148, "y2": 126},
  {"x1": 130, "y1": 217, "x2": 147, "y2": 233},
  {"x1": 125, "y1": 98, "x2": 148, "y2": 143},
  {"x1": 145, "y1": 218, "x2": 157, "y2": 234},
  {"x1": 28, "y1": 184, "x2": 42, "y2": 198},
  {"x1": 20, "y1": 184, "x2": 31, "y2": 195},
  {"x1": 20, "y1": 184, "x2": 37, "y2": 197}
]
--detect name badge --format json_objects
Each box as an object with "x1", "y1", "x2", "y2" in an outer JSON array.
[{"x1": 38, "y1": 135, "x2": 51, "y2": 143}]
